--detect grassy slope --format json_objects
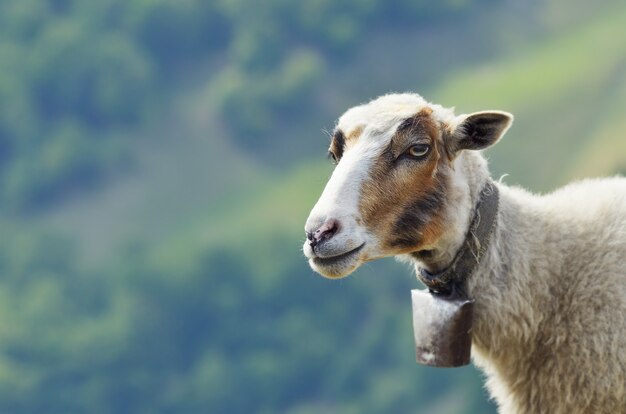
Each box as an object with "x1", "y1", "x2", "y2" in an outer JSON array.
[
  {"x1": 572, "y1": 68, "x2": 626, "y2": 178},
  {"x1": 434, "y1": 0, "x2": 626, "y2": 190}
]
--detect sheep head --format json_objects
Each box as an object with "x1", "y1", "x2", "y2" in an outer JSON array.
[{"x1": 303, "y1": 93, "x2": 512, "y2": 278}]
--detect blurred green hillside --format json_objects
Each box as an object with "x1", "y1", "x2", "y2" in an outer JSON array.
[{"x1": 1, "y1": 0, "x2": 625, "y2": 413}]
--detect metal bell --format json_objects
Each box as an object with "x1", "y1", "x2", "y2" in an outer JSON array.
[{"x1": 411, "y1": 289, "x2": 474, "y2": 367}]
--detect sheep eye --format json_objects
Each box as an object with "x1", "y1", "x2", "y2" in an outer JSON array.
[{"x1": 406, "y1": 144, "x2": 430, "y2": 159}]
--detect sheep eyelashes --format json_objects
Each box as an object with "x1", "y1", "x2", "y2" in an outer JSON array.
[{"x1": 303, "y1": 93, "x2": 626, "y2": 414}]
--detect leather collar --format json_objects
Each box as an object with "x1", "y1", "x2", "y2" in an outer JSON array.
[{"x1": 418, "y1": 181, "x2": 500, "y2": 296}]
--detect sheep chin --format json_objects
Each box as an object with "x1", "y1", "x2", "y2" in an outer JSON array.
[
  {"x1": 308, "y1": 249, "x2": 364, "y2": 279},
  {"x1": 309, "y1": 261, "x2": 361, "y2": 279}
]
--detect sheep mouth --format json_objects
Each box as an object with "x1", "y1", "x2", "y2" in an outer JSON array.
[{"x1": 311, "y1": 243, "x2": 365, "y2": 268}]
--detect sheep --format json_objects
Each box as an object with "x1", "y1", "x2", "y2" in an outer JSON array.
[{"x1": 302, "y1": 93, "x2": 626, "y2": 414}]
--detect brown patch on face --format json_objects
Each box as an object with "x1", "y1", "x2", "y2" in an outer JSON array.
[
  {"x1": 346, "y1": 126, "x2": 364, "y2": 142},
  {"x1": 419, "y1": 107, "x2": 433, "y2": 116},
  {"x1": 359, "y1": 109, "x2": 450, "y2": 255}
]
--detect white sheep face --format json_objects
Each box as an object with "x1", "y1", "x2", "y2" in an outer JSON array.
[{"x1": 303, "y1": 93, "x2": 512, "y2": 278}]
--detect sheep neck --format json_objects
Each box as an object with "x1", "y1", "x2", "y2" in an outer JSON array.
[{"x1": 416, "y1": 180, "x2": 500, "y2": 297}]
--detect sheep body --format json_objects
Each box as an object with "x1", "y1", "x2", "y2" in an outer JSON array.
[
  {"x1": 304, "y1": 93, "x2": 626, "y2": 413},
  {"x1": 441, "y1": 152, "x2": 626, "y2": 413}
]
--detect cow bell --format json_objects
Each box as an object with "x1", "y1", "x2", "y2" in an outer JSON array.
[{"x1": 411, "y1": 289, "x2": 474, "y2": 367}]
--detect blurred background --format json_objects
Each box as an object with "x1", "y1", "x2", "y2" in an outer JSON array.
[{"x1": 0, "y1": 0, "x2": 625, "y2": 413}]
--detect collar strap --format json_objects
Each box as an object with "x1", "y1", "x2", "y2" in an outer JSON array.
[{"x1": 418, "y1": 181, "x2": 499, "y2": 296}]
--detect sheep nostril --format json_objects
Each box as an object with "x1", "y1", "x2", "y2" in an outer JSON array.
[{"x1": 309, "y1": 219, "x2": 340, "y2": 248}]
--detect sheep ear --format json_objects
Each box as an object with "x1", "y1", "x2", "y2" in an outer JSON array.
[{"x1": 449, "y1": 111, "x2": 513, "y2": 153}]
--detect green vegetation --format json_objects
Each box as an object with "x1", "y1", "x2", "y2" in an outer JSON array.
[{"x1": 1, "y1": 0, "x2": 625, "y2": 413}]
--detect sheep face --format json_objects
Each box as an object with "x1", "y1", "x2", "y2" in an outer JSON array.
[{"x1": 303, "y1": 93, "x2": 512, "y2": 279}]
